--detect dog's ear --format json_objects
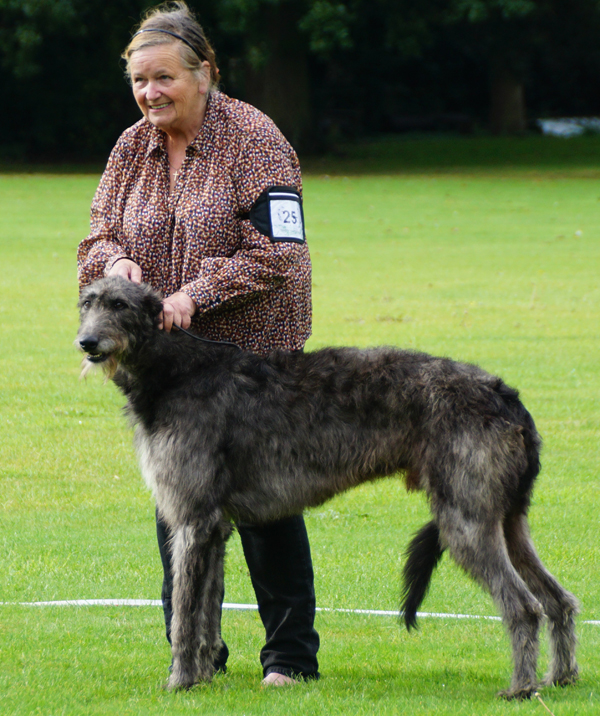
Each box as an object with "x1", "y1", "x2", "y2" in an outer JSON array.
[
  {"x1": 144, "y1": 293, "x2": 164, "y2": 323},
  {"x1": 140, "y1": 285, "x2": 163, "y2": 325}
]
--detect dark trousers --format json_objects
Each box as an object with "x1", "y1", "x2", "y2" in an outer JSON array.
[{"x1": 156, "y1": 511, "x2": 320, "y2": 679}]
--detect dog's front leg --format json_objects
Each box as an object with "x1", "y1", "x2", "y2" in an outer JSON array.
[
  {"x1": 166, "y1": 517, "x2": 227, "y2": 690},
  {"x1": 195, "y1": 520, "x2": 231, "y2": 681}
]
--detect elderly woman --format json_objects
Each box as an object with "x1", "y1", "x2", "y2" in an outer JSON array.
[{"x1": 77, "y1": 1, "x2": 319, "y2": 685}]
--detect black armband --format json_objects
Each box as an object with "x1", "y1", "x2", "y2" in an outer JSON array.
[{"x1": 240, "y1": 186, "x2": 306, "y2": 244}]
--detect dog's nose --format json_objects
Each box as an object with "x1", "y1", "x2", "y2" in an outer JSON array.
[{"x1": 79, "y1": 335, "x2": 99, "y2": 352}]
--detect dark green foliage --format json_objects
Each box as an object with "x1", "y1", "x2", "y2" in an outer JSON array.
[
  {"x1": 3, "y1": 0, "x2": 600, "y2": 158},
  {"x1": 0, "y1": 0, "x2": 155, "y2": 159}
]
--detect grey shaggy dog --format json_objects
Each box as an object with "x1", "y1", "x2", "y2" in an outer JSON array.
[{"x1": 76, "y1": 276, "x2": 579, "y2": 699}]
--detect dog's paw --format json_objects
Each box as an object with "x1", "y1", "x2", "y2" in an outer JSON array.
[
  {"x1": 497, "y1": 683, "x2": 537, "y2": 700},
  {"x1": 541, "y1": 666, "x2": 579, "y2": 688},
  {"x1": 196, "y1": 666, "x2": 215, "y2": 683},
  {"x1": 164, "y1": 671, "x2": 198, "y2": 691}
]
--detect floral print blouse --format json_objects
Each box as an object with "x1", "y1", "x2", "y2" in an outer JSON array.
[{"x1": 77, "y1": 91, "x2": 312, "y2": 354}]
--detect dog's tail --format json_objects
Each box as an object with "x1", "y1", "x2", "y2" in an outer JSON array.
[{"x1": 401, "y1": 521, "x2": 445, "y2": 630}]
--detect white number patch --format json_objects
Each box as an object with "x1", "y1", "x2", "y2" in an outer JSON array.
[{"x1": 270, "y1": 198, "x2": 304, "y2": 241}]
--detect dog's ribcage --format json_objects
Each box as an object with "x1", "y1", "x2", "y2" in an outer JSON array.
[{"x1": 129, "y1": 346, "x2": 525, "y2": 527}]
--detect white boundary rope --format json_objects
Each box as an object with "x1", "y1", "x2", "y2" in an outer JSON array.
[{"x1": 2, "y1": 599, "x2": 598, "y2": 625}]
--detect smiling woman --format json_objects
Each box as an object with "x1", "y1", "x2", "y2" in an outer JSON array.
[
  {"x1": 129, "y1": 46, "x2": 211, "y2": 156},
  {"x1": 76, "y1": 0, "x2": 319, "y2": 691},
  {"x1": 122, "y1": 11, "x2": 220, "y2": 193}
]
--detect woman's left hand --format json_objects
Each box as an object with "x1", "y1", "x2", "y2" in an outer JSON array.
[{"x1": 160, "y1": 292, "x2": 197, "y2": 332}]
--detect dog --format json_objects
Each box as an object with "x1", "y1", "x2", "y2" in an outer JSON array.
[{"x1": 76, "y1": 276, "x2": 579, "y2": 699}]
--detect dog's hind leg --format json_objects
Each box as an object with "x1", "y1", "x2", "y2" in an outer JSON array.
[
  {"x1": 435, "y1": 507, "x2": 544, "y2": 699},
  {"x1": 504, "y1": 512, "x2": 579, "y2": 688},
  {"x1": 166, "y1": 514, "x2": 228, "y2": 691}
]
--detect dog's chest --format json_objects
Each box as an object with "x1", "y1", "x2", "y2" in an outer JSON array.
[{"x1": 133, "y1": 425, "x2": 165, "y2": 494}]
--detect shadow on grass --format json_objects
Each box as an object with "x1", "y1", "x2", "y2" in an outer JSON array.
[
  {"x1": 3, "y1": 134, "x2": 600, "y2": 177},
  {"x1": 0, "y1": 161, "x2": 107, "y2": 175},
  {"x1": 301, "y1": 133, "x2": 600, "y2": 175}
]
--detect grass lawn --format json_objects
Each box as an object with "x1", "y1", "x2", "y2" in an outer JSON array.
[{"x1": 1, "y1": 135, "x2": 599, "y2": 715}]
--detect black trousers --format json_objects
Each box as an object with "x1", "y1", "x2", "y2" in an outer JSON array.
[{"x1": 156, "y1": 511, "x2": 320, "y2": 679}]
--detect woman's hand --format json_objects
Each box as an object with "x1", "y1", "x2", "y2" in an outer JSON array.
[
  {"x1": 108, "y1": 258, "x2": 143, "y2": 284},
  {"x1": 160, "y1": 292, "x2": 197, "y2": 332}
]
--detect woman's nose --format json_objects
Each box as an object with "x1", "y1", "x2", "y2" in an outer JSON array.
[{"x1": 146, "y1": 81, "x2": 162, "y2": 101}]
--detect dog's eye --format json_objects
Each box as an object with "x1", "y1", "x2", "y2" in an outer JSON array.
[
  {"x1": 81, "y1": 300, "x2": 91, "y2": 310},
  {"x1": 113, "y1": 300, "x2": 128, "y2": 310}
]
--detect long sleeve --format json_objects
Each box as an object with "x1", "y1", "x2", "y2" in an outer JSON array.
[
  {"x1": 179, "y1": 128, "x2": 309, "y2": 314},
  {"x1": 77, "y1": 132, "x2": 141, "y2": 286}
]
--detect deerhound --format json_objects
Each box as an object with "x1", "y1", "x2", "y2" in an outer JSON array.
[{"x1": 76, "y1": 276, "x2": 578, "y2": 699}]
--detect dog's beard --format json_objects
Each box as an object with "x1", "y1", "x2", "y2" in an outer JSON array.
[{"x1": 80, "y1": 354, "x2": 119, "y2": 381}]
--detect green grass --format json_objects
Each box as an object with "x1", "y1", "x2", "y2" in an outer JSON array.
[{"x1": 1, "y1": 135, "x2": 599, "y2": 714}]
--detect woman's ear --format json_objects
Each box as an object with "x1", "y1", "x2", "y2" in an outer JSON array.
[{"x1": 198, "y1": 60, "x2": 211, "y2": 95}]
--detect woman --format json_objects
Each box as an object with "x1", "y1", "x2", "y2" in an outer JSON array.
[{"x1": 77, "y1": 1, "x2": 319, "y2": 685}]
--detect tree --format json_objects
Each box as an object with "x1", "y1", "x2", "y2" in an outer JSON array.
[
  {"x1": 3, "y1": 0, "x2": 600, "y2": 157},
  {"x1": 216, "y1": 0, "x2": 315, "y2": 150},
  {"x1": 448, "y1": 1, "x2": 536, "y2": 133},
  {"x1": 448, "y1": 0, "x2": 600, "y2": 133},
  {"x1": 213, "y1": 0, "x2": 451, "y2": 149},
  {"x1": 214, "y1": 0, "x2": 356, "y2": 150},
  {"x1": 0, "y1": 0, "x2": 155, "y2": 159}
]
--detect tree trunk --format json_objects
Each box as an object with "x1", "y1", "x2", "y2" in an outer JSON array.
[
  {"x1": 243, "y1": 2, "x2": 313, "y2": 152},
  {"x1": 489, "y1": 63, "x2": 526, "y2": 135}
]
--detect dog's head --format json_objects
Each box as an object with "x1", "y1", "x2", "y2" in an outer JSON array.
[{"x1": 76, "y1": 276, "x2": 163, "y2": 378}]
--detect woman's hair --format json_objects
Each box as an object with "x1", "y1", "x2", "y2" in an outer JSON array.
[{"x1": 122, "y1": 1, "x2": 219, "y2": 87}]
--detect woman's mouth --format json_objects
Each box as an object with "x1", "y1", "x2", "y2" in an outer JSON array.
[{"x1": 149, "y1": 102, "x2": 171, "y2": 111}]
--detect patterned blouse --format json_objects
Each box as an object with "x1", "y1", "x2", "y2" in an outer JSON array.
[{"x1": 77, "y1": 91, "x2": 312, "y2": 354}]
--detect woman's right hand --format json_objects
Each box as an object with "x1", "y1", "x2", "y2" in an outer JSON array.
[{"x1": 108, "y1": 258, "x2": 143, "y2": 284}]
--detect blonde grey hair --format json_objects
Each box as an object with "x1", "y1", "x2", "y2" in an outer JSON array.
[{"x1": 122, "y1": 1, "x2": 219, "y2": 87}]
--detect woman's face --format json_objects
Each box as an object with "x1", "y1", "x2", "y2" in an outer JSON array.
[{"x1": 129, "y1": 44, "x2": 210, "y2": 136}]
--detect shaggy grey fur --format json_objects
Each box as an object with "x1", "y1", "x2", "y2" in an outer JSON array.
[{"x1": 76, "y1": 276, "x2": 579, "y2": 699}]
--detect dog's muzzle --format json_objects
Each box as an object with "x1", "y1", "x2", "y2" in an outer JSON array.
[{"x1": 78, "y1": 335, "x2": 109, "y2": 363}]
